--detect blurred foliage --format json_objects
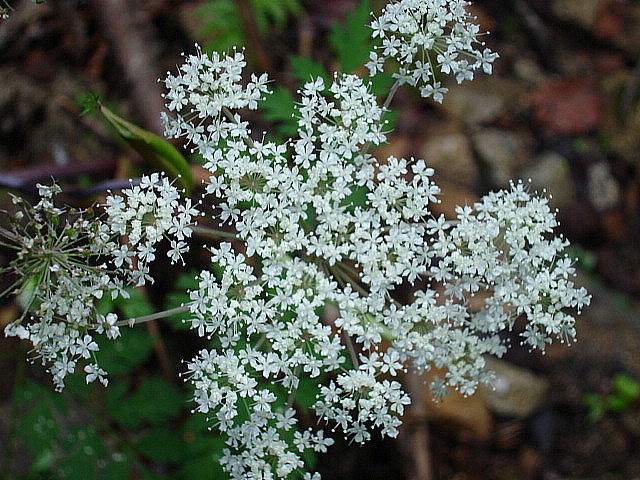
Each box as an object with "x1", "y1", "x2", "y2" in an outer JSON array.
[
  {"x1": 195, "y1": 0, "x2": 302, "y2": 53},
  {"x1": 583, "y1": 373, "x2": 640, "y2": 423}
]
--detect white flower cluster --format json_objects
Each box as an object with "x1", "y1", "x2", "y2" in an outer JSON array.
[
  {"x1": 1, "y1": 0, "x2": 590, "y2": 477},
  {"x1": 102, "y1": 173, "x2": 200, "y2": 282},
  {"x1": 161, "y1": 45, "x2": 269, "y2": 149},
  {"x1": 2, "y1": 175, "x2": 197, "y2": 390},
  {"x1": 162, "y1": 39, "x2": 588, "y2": 477},
  {"x1": 366, "y1": 0, "x2": 499, "y2": 102}
]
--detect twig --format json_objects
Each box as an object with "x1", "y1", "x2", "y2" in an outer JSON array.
[
  {"x1": 398, "y1": 370, "x2": 433, "y2": 480},
  {"x1": 97, "y1": 0, "x2": 166, "y2": 134},
  {"x1": 192, "y1": 225, "x2": 240, "y2": 241},
  {"x1": 235, "y1": 0, "x2": 273, "y2": 74},
  {"x1": 510, "y1": 0, "x2": 557, "y2": 71}
]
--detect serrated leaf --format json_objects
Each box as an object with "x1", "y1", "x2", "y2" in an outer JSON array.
[
  {"x1": 261, "y1": 86, "x2": 298, "y2": 138},
  {"x1": 329, "y1": 0, "x2": 372, "y2": 73},
  {"x1": 99, "y1": 104, "x2": 193, "y2": 195},
  {"x1": 290, "y1": 54, "x2": 330, "y2": 87}
]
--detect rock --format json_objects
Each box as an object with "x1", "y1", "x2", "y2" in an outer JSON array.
[
  {"x1": 471, "y1": 128, "x2": 528, "y2": 186},
  {"x1": 513, "y1": 57, "x2": 547, "y2": 86},
  {"x1": 551, "y1": 0, "x2": 605, "y2": 30},
  {"x1": 429, "y1": 180, "x2": 479, "y2": 220},
  {"x1": 553, "y1": 0, "x2": 640, "y2": 56},
  {"x1": 441, "y1": 78, "x2": 506, "y2": 125},
  {"x1": 481, "y1": 357, "x2": 549, "y2": 418},
  {"x1": 587, "y1": 161, "x2": 620, "y2": 211},
  {"x1": 421, "y1": 129, "x2": 477, "y2": 185},
  {"x1": 422, "y1": 368, "x2": 494, "y2": 440},
  {"x1": 521, "y1": 151, "x2": 575, "y2": 211}
]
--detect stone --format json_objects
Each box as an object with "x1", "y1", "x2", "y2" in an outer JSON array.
[
  {"x1": 421, "y1": 130, "x2": 477, "y2": 186},
  {"x1": 441, "y1": 79, "x2": 505, "y2": 125},
  {"x1": 521, "y1": 151, "x2": 575, "y2": 211},
  {"x1": 551, "y1": 0, "x2": 605, "y2": 30},
  {"x1": 422, "y1": 368, "x2": 494, "y2": 440},
  {"x1": 471, "y1": 128, "x2": 528, "y2": 186},
  {"x1": 481, "y1": 357, "x2": 549, "y2": 418}
]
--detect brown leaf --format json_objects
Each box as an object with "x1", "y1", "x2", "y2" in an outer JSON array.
[{"x1": 530, "y1": 78, "x2": 602, "y2": 135}]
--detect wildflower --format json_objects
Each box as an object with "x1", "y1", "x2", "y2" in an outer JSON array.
[
  {"x1": 366, "y1": 0, "x2": 499, "y2": 102},
  {"x1": 164, "y1": 36, "x2": 587, "y2": 477},
  {"x1": 1, "y1": 175, "x2": 197, "y2": 390}
]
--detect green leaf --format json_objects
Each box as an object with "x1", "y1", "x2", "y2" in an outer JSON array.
[
  {"x1": 613, "y1": 374, "x2": 640, "y2": 402},
  {"x1": 260, "y1": 86, "x2": 298, "y2": 138},
  {"x1": 77, "y1": 92, "x2": 102, "y2": 116},
  {"x1": 342, "y1": 184, "x2": 369, "y2": 211},
  {"x1": 295, "y1": 376, "x2": 321, "y2": 412},
  {"x1": 582, "y1": 393, "x2": 605, "y2": 422},
  {"x1": 94, "y1": 327, "x2": 154, "y2": 375},
  {"x1": 133, "y1": 429, "x2": 186, "y2": 463},
  {"x1": 329, "y1": 0, "x2": 372, "y2": 73},
  {"x1": 289, "y1": 54, "x2": 330, "y2": 87},
  {"x1": 98, "y1": 104, "x2": 193, "y2": 195},
  {"x1": 164, "y1": 270, "x2": 201, "y2": 331},
  {"x1": 113, "y1": 287, "x2": 153, "y2": 319},
  {"x1": 606, "y1": 395, "x2": 630, "y2": 412},
  {"x1": 110, "y1": 377, "x2": 186, "y2": 429}
]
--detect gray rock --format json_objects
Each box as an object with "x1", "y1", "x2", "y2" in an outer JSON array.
[
  {"x1": 482, "y1": 357, "x2": 549, "y2": 418},
  {"x1": 521, "y1": 151, "x2": 575, "y2": 211},
  {"x1": 441, "y1": 80, "x2": 506, "y2": 125},
  {"x1": 421, "y1": 131, "x2": 477, "y2": 185},
  {"x1": 472, "y1": 129, "x2": 528, "y2": 186}
]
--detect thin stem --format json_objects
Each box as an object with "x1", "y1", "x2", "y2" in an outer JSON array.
[
  {"x1": 381, "y1": 78, "x2": 403, "y2": 113},
  {"x1": 0, "y1": 226, "x2": 18, "y2": 243},
  {"x1": 192, "y1": 225, "x2": 240, "y2": 241},
  {"x1": 332, "y1": 263, "x2": 369, "y2": 297},
  {"x1": 344, "y1": 331, "x2": 359, "y2": 369},
  {"x1": 359, "y1": 78, "x2": 403, "y2": 157},
  {"x1": 286, "y1": 364, "x2": 302, "y2": 407},
  {"x1": 222, "y1": 106, "x2": 255, "y2": 150},
  {"x1": 115, "y1": 304, "x2": 191, "y2": 327}
]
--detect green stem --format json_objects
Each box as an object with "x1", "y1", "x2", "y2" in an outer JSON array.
[
  {"x1": 0, "y1": 226, "x2": 18, "y2": 243},
  {"x1": 222, "y1": 106, "x2": 255, "y2": 150},
  {"x1": 115, "y1": 304, "x2": 191, "y2": 327},
  {"x1": 359, "y1": 78, "x2": 402, "y2": 157},
  {"x1": 192, "y1": 225, "x2": 240, "y2": 241}
]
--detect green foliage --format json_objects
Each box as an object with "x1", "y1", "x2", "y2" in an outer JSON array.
[
  {"x1": 260, "y1": 86, "x2": 298, "y2": 138},
  {"x1": 566, "y1": 244, "x2": 597, "y2": 272},
  {"x1": 107, "y1": 377, "x2": 186, "y2": 429},
  {"x1": 98, "y1": 104, "x2": 194, "y2": 195},
  {"x1": 583, "y1": 373, "x2": 640, "y2": 422},
  {"x1": 259, "y1": 0, "x2": 395, "y2": 142},
  {"x1": 329, "y1": 0, "x2": 372, "y2": 74},
  {"x1": 164, "y1": 270, "x2": 202, "y2": 331},
  {"x1": 13, "y1": 380, "x2": 127, "y2": 480},
  {"x1": 195, "y1": 0, "x2": 302, "y2": 53},
  {"x1": 77, "y1": 92, "x2": 102, "y2": 116},
  {"x1": 94, "y1": 291, "x2": 155, "y2": 374},
  {"x1": 290, "y1": 55, "x2": 330, "y2": 86}
]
